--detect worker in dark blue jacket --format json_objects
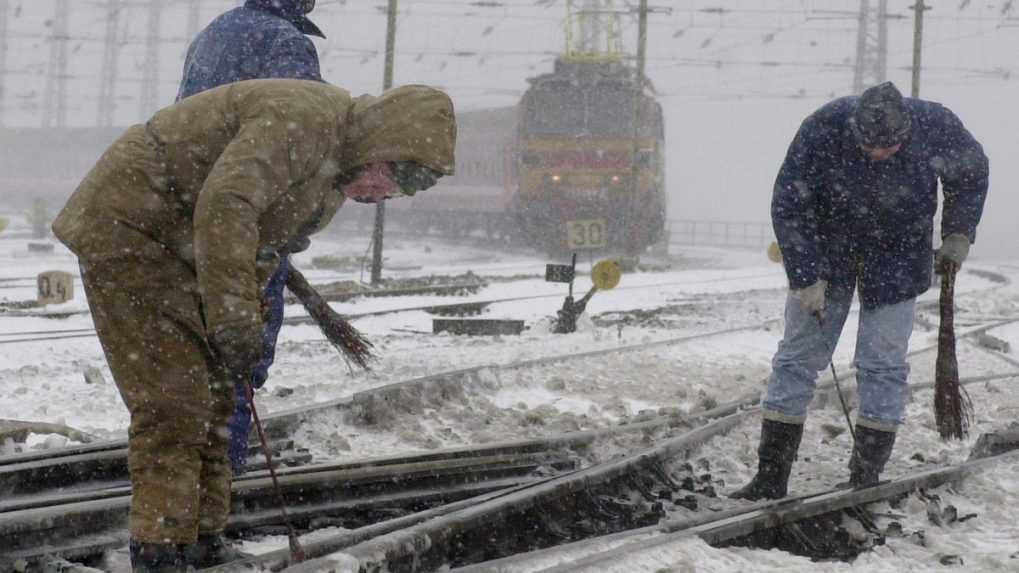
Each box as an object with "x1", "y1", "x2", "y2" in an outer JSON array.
[
  {"x1": 141, "y1": 0, "x2": 325, "y2": 568},
  {"x1": 732, "y1": 82, "x2": 989, "y2": 502},
  {"x1": 178, "y1": 0, "x2": 323, "y2": 100}
]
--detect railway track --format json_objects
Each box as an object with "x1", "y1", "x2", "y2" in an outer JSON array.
[
  {"x1": 3, "y1": 268, "x2": 1015, "y2": 571},
  {"x1": 7, "y1": 353, "x2": 1017, "y2": 572},
  {"x1": 214, "y1": 365, "x2": 1019, "y2": 572},
  {"x1": 451, "y1": 447, "x2": 1019, "y2": 573},
  {"x1": 5, "y1": 306, "x2": 1016, "y2": 500},
  {"x1": 0, "y1": 269, "x2": 783, "y2": 343},
  {"x1": 0, "y1": 445, "x2": 575, "y2": 570}
]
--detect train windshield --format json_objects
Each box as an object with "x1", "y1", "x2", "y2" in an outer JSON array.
[
  {"x1": 525, "y1": 82, "x2": 656, "y2": 136},
  {"x1": 525, "y1": 83, "x2": 585, "y2": 134},
  {"x1": 587, "y1": 84, "x2": 634, "y2": 135}
]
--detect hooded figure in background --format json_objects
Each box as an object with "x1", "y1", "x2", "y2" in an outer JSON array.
[
  {"x1": 178, "y1": 0, "x2": 325, "y2": 480},
  {"x1": 178, "y1": 0, "x2": 323, "y2": 100},
  {"x1": 53, "y1": 79, "x2": 456, "y2": 571},
  {"x1": 730, "y1": 82, "x2": 988, "y2": 502}
]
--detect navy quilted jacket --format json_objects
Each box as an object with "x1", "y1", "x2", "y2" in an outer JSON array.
[
  {"x1": 177, "y1": 0, "x2": 323, "y2": 101},
  {"x1": 772, "y1": 96, "x2": 988, "y2": 308}
]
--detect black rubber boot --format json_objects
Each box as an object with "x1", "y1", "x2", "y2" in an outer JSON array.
[
  {"x1": 183, "y1": 533, "x2": 253, "y2": 569},
  {"x1": 129, "y1": 540, "x2": 185, "y2": 573},
  {"x1": 848, "y1": 426, "x2": 897, "y2": 487},
  {"x1": 730, "y1": 419, "x2": 804, "y2": 501}
]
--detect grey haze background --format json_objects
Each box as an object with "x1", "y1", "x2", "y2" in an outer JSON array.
[{"x1": 2, "y1": 0, "x2": 1015, "y2": 257}]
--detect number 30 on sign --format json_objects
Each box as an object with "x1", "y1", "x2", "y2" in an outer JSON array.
[{"x1": 566, "y1": 219, "x2": 607, "y2": 250}]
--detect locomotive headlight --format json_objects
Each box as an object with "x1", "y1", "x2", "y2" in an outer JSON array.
[
  {"x1": 610, "y1": 175, "x2": 622, "y2": 184},
  {"x1": 550, "y1": 174, "x2": 562, "y2": 183}
]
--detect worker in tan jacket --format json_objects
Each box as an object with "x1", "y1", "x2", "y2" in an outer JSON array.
[{"x1": 53, "y1": 79, "x2": 455, "y2": 571}]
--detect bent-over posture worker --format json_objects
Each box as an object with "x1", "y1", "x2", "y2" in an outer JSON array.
[
  {"x1": 732, "y1": 81, "x2": 989, "y2": 501},
  {"x1": 178, "y1": 0, "x2": 326, "y2": 477},
  {"x1": 52, "y1": 79, "x2": 455, "y2": 570}
]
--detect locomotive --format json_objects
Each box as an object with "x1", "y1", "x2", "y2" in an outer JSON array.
[{"x1": 513, "y1": 57, "x2": 666, "y2": 255}]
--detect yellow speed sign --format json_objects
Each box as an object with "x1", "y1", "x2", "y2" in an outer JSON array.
[{"x1": 591, "y1": 260, "x2": 622, "y2": 290}]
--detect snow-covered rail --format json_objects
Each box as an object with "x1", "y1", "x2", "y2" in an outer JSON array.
[
  {"x1": 453, "y1": 447, "x2": 1019, "y2": 573},
  {"x1": 0, "y1": 447, "x2": 575, "y2": 570}
]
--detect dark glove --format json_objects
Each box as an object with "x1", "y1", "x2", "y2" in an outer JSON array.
[
  {"x1": 935, "y1": 233, "x2": 970, "y2": 274},
  {"x1": 210, "y1": 324, "x2": 264, "y2": 385}
]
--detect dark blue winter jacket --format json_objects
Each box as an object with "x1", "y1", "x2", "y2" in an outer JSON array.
[
  {"x1": 177, "y1": 0, "x2": 324, "y2": 101},
  {"x1": 772, "y1": 96, "x2": 988, "y2": 308},
  {"x1": 177, "y1": 0, "x2": 324, "y2": 472}
]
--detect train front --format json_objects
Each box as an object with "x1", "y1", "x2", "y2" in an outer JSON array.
[{"x1": 513, "y1": 61, "x2": 666, "y2": 257}]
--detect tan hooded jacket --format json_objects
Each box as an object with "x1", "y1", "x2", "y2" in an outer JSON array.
[{"x1": 53, "y1": 79, "x2": 456, "y2": 336}]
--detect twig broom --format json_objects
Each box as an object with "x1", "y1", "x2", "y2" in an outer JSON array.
[
  {"x1": 285, "y1": 266, "x2": 376, "y2": 370},
  {"x1": 934, "y1": 263, "x2": 973, "y2": 439}
]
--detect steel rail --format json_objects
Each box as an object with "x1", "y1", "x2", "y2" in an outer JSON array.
[
  {"x1": 273, "y1": 411, "x2": 748, "y2": 572},
  {"x1": 0, "y1": 451, "x2": 572, "y2": 566},
  {"x1": 0, "y1": 449, "x2": 568, "y2": 517},
  {"x1": 501, "y1": 447, "x2": 1019, "y2": 573},
  {"x1": 5, "y1": 477, "x2": 545, "y2": 570},
  {"x1": 203, "y1": 470, "x2": 585, "y2": 572}
]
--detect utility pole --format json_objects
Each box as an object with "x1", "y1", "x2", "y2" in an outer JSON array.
[
  {"x1": 98, "y1": 0, "x2": 121, "y2": 127},
  {"x1": 625, "y1": 0, "x2": 648, "y2": 255},
  {"x1": 625, "y1": 1, "x2": 669, "y2": 256},
  {"x1": 852, "y1": 0, "x2": 889, "y2": 93},
  {"x1": 0, "y1": 0, "x2": 8, "y2": 126},
  {"x1": 370, "y1": 0, "x2": 398, "y2": 286},
  {"x1": 43, "y1": 0, "x2": 70, "y2": 128},
  {"x1": 140, "y1": 0, "x2": 162, "y2": 120},
  {"x1": 636, "y1": 0, "x2": 648, "y2": 80},
  {"x1": 910, "y1": 0, "x2": 928, "y2": 97}
]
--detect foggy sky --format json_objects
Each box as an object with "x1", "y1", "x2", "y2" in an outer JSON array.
[{"x1": 1, "y1": 0, "x2": 1016, "y2": 257}]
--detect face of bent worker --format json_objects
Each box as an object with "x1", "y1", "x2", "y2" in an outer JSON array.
[{"x1": 339, "y1": 162, "x2": 442, "y2": 204}]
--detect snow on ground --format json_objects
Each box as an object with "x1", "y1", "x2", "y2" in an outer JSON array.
[{"x1": 3, "y1": 213, "x2": 1019, "y2": 571}]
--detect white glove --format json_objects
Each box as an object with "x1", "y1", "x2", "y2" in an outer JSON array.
[{"x1": 792, "y1": 279, "x2": 827, "y2": 316}]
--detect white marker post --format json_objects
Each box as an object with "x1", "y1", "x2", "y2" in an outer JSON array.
[{"x1": 37, "y1": 271, "x2": 74, "y2": 305}]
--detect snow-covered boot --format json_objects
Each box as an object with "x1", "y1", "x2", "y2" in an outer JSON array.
[
  {"x1": 730, "y1": 419, "x2": 804, "y2": 501},
  {"x1": 848, "y1": 426, "x2": 896, "y2": 487},
  {"x1": 183, "y1": 533, "x2": 253, "y2": 568},
  {"x1": 129, "y1": 540, "x2": 185, "y2": 573}
]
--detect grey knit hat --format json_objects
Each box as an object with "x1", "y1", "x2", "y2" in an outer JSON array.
[{"x1": 849, "y1": 81, "x2": 912, "y2": 147}]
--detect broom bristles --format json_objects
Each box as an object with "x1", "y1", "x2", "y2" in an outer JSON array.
[
  {"x1": 286, "y1": 266, "x2": 376, "y2": 370},
  {"x1": 934, "y1": 262, "x2": 972, "y2": 439}
]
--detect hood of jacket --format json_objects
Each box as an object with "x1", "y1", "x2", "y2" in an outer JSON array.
[
  {"x1": 245, "y1": 0, "x2": 325, "y2": 38},
  {"x1": 344, "y1": 85, "x2": 457, "y2": 177}
]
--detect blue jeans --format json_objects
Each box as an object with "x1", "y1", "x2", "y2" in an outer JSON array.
[
  {"x1": 762, "y1": 287, "x2": 915, "y2": 431},
  {"x1": 227, "y1": 257, "x2": 291, "y2": 473}
]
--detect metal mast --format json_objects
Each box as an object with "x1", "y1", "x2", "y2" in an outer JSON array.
[
  {"x1": 369, "y1": 0, "x2": 398, "y2": 286},
  {"x1": 565, "y1": 0, "x2": 623, "y2": 61},
  {"x1": 43, "y1": 0, "x2": 70, "y2": 127},
  {"x1": 0, "y1": 0, "x2": 8, "y2": 126},
  {"x1": 98, "y1": 0, "x2": 122, "y2": 126},
  {"x1": 852, "y1": 0, "x2": 889, "y2": 93}
]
